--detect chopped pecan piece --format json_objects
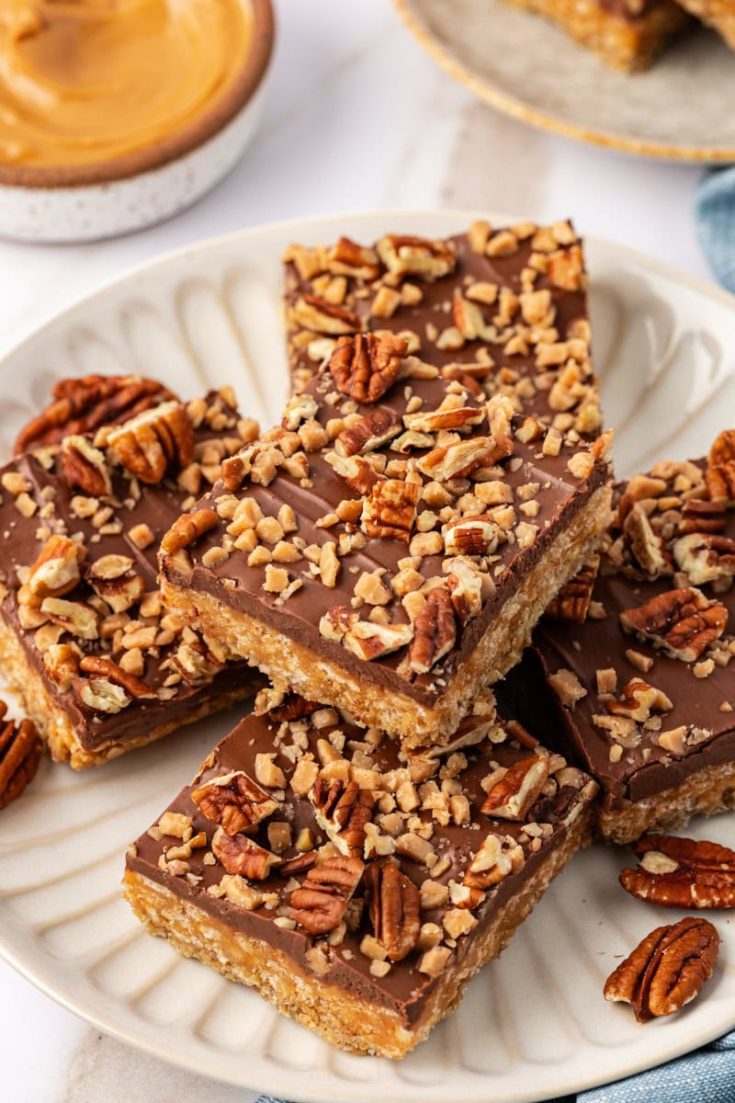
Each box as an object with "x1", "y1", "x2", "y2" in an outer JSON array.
[
  {"x1": 376, "y1": 234, "x2": 455, "y2": 281},
  {"x1": 362, "y1": 478, "x2": 419, "y2": 542},
  {"x1": 545, "y1": 556, "x2": 599, "y2": 623},
  {"x1": 161, "y1": 507, "x2": 218, "y2": 555},
  {"x1": 604, "y1": 917, "x2": 719, "y2": 1022},
  {"x1": 481, "y1": 755, "x2": 550, "y2": 821},
  {"x1": 678, "y1": 498, "x2": 726, "y2": 536},
  {"x1": 290, "y1": 855, "x2": 365, "y2": 934},
  {"x1": 443, "y1": 515, "x2": 499, "y2": 556},
  {"x1": 19, "y1": 535, "x2": 85, "y2": 609},
  {"x1": 309, "y1": 777, "x2": 375, "y2": 857},
  {"x1": 343, "y1": 619, "x2": 413, "y2": 661},
  {"x1": 365, "y1": 859, "x2": 420, "y2": 962},
  {"x1": 417, "y1": 437, "x2": 497, "y2": 482},
  {"x1": 607, "y1": 680, "x2": 672, "y2": 722},
  {"x1": 267, "y1": 694, "x2": 320, "y2": 723},
  {"x1": 624, "y1": 504, "x2": 669, "y2": 579},
  {"x1": 60, "y1": 436, "x2": 112, "y2": 497},
  {"x1": 278, "y1": 851, "x2": 318, "y2": 878},
  {"x1": 211, "y1": 826, "x2": 281, "y2": 880},
  {"x1": 328, "y1": 236, "x2": 380, "y2": 280},
  {"x1": 14, "y1": 373, "x2": 174, "y2": 455},
  {"x1": 706, "y1": 429, "x2": 735, "y2": 502},
  {"x1": 619, "y1": 835, "x2": 735, "y2": 909},
  {"x1": 171, "y1": 639, "x2": 224, "y2": 686},
  {"x1": 403, "y1": 404, "x2": 484, "y2": 433},
  {"x1": 619, "y1": 587, "x2": 727, "y2": 663},
  {"x1": 464, "y1": 833, "x2": 524, "y2": 890},
  {"x1": 41, "y1": 597, "x2": 98, "y2": 640},
  {"x1": 336, "y1": 409, "x2": 401, "y2": 457},
  {"x1": 87, "y1": 554, "x2": 145, "y2": 614},
  {"x1": 446, "y1": 559, "x2": 484, "y2": 622},
  {"x1": 107, "y1": 401, "x2": 195, "y2": 485},
  {"x1": 329, "y1": 332, "x2": 406, "y2": 404},
  {"x1": 325, "y1": 451, "x2": 380, "y2": 495},
  {"x1": 191, "y1": 770, "x2": 279, "y2": 834},
  {"x1": 79, "y1": 656, "x2": 151, "y2": 699},
  {"x1": 673, "y1": 534, "x2": 735, "y2": 586},
  {"x1": 0, "y1": 704, "x2": 41, "y2": 811},
  {"x1": 408, "y1": 587, "x2": 457, "y2": 674},
  {"x1": 291, "y1": 294, "x2": 360, "y2": 336}
]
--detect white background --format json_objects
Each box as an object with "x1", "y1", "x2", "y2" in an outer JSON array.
[{"x1": 0, "y1": 2, "x2": 717, "y2": 1100}]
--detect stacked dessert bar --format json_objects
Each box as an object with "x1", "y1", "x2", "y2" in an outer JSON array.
[{"x1": 124, "y1": 220, "x2": 612, "y2": 1055}]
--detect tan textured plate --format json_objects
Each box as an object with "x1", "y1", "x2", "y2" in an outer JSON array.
[
  {"x1": 395, "y1": 0, "x2": 735, "y2": 161},
  {"x1": 1, "y1": 212, "x2": 735, "y2": 1102}
]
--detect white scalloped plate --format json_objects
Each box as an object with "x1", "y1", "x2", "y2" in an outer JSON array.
[{"x1": 1, "y1": 212, "x2": 735, "y2": 1103}]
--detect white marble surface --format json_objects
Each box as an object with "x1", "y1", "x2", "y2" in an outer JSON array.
[{"x1": 0, "y1": 1, "x2": 716, "y2": 1100}]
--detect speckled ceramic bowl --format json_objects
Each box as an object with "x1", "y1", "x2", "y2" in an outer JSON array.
[{"x1": 0, "y1": 0, "x2": 274, "y2": 244}]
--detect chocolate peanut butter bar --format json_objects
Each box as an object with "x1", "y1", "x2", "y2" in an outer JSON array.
[
  {"x1": 159, "y1": 221, "x2": 612, "y2": 750},
  {"x1": 504, "y1": 0, "x2": 692, "y2": 71},
  {"x1": 124, "y1": 691, "x2": 597, "y2": 1058},
  {"x1": 0, "y1": 387, "x2": 260, "y2": 769},
  {"x1": 511, "y1": 432, "x2": 735, "y2": 843}
]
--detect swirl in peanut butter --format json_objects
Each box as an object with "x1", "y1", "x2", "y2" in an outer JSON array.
[{"x1": 0, "y1": 1, "x2": 253, "y2": 169}]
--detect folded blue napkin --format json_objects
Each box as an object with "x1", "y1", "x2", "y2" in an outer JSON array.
[
  {"x1": 255, "y1": 1029, "x2": 735, "y2": 1103},
  {"x1": 696, "y1": 167, "x2": 735, "y2": 294}
]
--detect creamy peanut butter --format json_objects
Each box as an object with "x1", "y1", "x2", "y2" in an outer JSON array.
[{"x1": 0, "y1": 1, "x2": 254, "y2": 169}]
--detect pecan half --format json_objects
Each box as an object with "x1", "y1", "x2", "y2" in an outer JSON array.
[
  {"x1": 309, "y1": 777, "x2": 375, "y2": 858},
  {"x1": 60, "y1": 436, "x2": 112, "y2": 497},
  {"x1": 481, "y1": 755, "x2": 550, "y2": 821},
  {"x1": 0, "y1": 704, "x2": 41, "y2": 811},
  {"x1": 161, "y1": 507, "x2": 218, "y2": 555},
  {"x1": 619, "y1": 587, "x2": 727, "y2": 663},
  {"x1": 408, "y1": 587, "x2": 457, "y2": 674},
  {"x1": 362, "y1": 478, "x2": 419, "y2": 542},
  {"x1": 107, "y1": 401, "x2": 195, "y2": 484},
  {"x1": 604, "y1": 917, "x2": 719, "y2": 1022},
  {"x1": 674, "y1": 533, "x2": 735, "y2": 586},
  {"x1": 706, "y1": 429, "x2": 735, "y2": 502},
  {"x1": 545, "y1": 556, "x2": 599, "y2": 623},
  {"x1": 19, "y1": 535, "x2": 85, "y2": 609},
  {"x1": 376, "y1": 234, "x2": 455, "y2": 281},
  {"x1": 14, "y1": 374, "x2": 174, "y2": 455},
  {"x1": 365, "y1": 859, "x2": 420, "y2": 961},
  {"x1": 78, "y1": 656, "x2": 151, "y2": 699},
  {"x1": 290, "y1": 855, "x2": 364, "y2": 934},
  {"x1": 464, "y1": 833, "x2": 524, "y2": 890},
  {"x1": 678, "y1": 498, "x2": 726, "y2": 536},
  {"x1": 329, "y1": 332, "x2": 406, "y2": 404},
  {"x1": 191, "y1": 770, "x2": 279, "y2": 834},
  {"x1": 211, "y1": 826, "x2": 281, "y2": 879},
  {"x1": 620, "y1": 835, "x2": 735, "y2": 909}
]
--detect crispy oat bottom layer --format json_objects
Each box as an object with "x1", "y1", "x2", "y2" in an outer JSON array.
[
  {"x1": 504, "y1": 0, "x2": 691, "y2": 70},
  {"x1": 165, "y1": 485, "x2": 612, "y2": 750},
  {"x1": 0, "y1": 617, "x2": 253, "y2": 770},
  {"x1": 599, "y1": 759, "x2": 735, "y2": 845},
  {"x1": 124, "y1": 809, "x2": 591, "y2": 1059},
  {"x1": 674, "y1": 0, "x2": 735, "y2": 46}
]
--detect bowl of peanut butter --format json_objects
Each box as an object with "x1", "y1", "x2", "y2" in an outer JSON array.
[{"x1": 0, "y1": 0, "x2": 274, "y2": 241}]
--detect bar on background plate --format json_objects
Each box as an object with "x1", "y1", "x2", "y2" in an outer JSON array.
[
  {"x1": 503, "y1": 0, "x2": 692, "y2": 71},
  {"x1": 671, "y1": 0, "x2": 735, "y2": 48},
  {"x1": 124, "y1": 689, "x2": 598, "y2": 1058},
  {"x1": 505, "y1": 431, "x2": 735, "y2": 843},
  {"x1": 159, "y1": 220, "x2": 612, "y2": 750},
  {"x1": 0, "y1": 384, "x2": 260, "y2": 769}
]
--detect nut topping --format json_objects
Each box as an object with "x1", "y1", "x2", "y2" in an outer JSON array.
[
  {"x1": 620, "y1": 835, "x2": 735, "y2": 909},
  {"x1": 545, "y1": 556, "x2": 599, "y2": 623},
  {"x1": 673, "y1": 533, "x2": 735, "y2": 586},
  {"x1": 309, "y1": 777, "x2": 375, "y2": 857},
  {"x1": 619, "y1": 587, "x2": 728, "y2": 663},
  {"x1": 336, "y1": 409, "x2": 401, "y2": 457},
  {"x1": 362, "y1": 478, "x2": 419, "y2": 542},
  {"x1": 107, "y1": 401, "x2": 195, "y2": 485},
  {"x1": 481, "y1": 754, "x2": 550, "y2": 821},
  {"x1": 290, "y1": 855, "x2": 365, "y2": 934},
  {"x1": 607, "y1": 680, "x2": 673, "y2": 722},
  {"x1": 60, "y1": 436, "x2": 112, "y2": 497},
  {"x1": 343, "y1": 619, "x2": 414, "y2": 661},
  {"x1": 19, "y1": 535, "x2": 85, "y2": 609},
  {"x1": 191, "y1": 770, "x2": 279, "y2": 834},
  {"x1": 211, "y1": 826, "x2": 281, "y2": 880},
  {"x1": 706, "y1": 429, "x2": 735, "y2": 502},
  {"x1": 376, "y1": 234, "x2": 455, "y2": 281},
  {"x1": 604, "y1": 917, "x2": 719, "y2": 1022},
  {"x1": 14, "y1": 373, "x2": 174, "y2": 455},
  {"x1": 161, "y1": 507, "x2": 218, "y2": 556},
  {"x1": 464, "y1": 833, "x2": 524, "y2": 890},
  {"x1": 408, "y1": 587, "x2": 456, "y2": 674},
  {"x1": 443, "y1": 516, "x2": 499, "y2": 556},
  {"x1": 329, "y1": 332, "x2": 406, "y2": 404},
  {"x1": 0, "y1": 703, "x2": 41, "y2": 810},
  {"x1": 364, "y1": 859, "x2": 420, "y2": 961},
  {"x1": 79, "y1": 656, "x2": 151, "y2": 699}
]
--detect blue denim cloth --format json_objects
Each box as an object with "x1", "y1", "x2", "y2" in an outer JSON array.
[
  {"x1": 255, "y1": 1029, "x2": 735, "y2": 1103},
  {"x1": 696, "y1": 167, "x2": 735, "y2": 294}
]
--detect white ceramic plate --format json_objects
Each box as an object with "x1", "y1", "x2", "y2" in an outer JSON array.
[
  {"x1": 395, "y1": 0, "x2": 735, "y2": 161},
  {"x1": 1, "y1": 211, "x2": 735, "y2": 1103}
]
